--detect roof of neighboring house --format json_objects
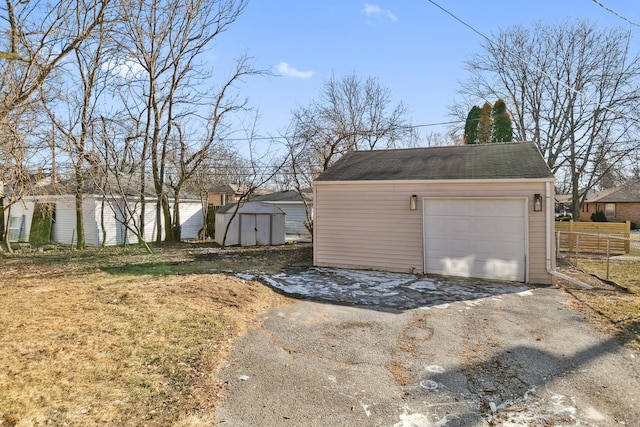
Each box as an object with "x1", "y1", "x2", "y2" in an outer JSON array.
[
  {"x1": 208, "y1": 183, "x2": 271, "y2": 196},
  {"x1": 314, "y1": 142, "x2": 554, "y2": 182},
  {"x1": 23, "y1": 177, "x2": 199, "y2": 200},
  {"x1": 216, "y1": 200, "x2": 285, "y2": 214},
  {"x1": 252, "y1": 189, "x2": 312, "y2": 203},
  {"x1": 587, "y1": 180, "x2": 640, "y2": 203}
]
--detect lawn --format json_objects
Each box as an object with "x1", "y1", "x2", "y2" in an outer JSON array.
[
  {"x1": 0, "y1": 243, "x2": 305, "y2": 426},
  {"x1": 560, "y1": 244, "x2": 640, "y2": 354},
  {"x1": 0, "y1": 241, "x2": 637, "y2": 425}
]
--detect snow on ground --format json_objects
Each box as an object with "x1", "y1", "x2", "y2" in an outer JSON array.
[{"x1": 238, "y1": 268, "x2": 536, "y2": 311}]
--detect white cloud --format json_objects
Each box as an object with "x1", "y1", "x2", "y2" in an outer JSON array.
[
  {"x1": 103, "y1": 58, "x2": 145, "y2": 80},
  {"x1": 363, "y1": 3, "x2": 397, "y2": 21},
  {"x1": 277, "y1": 62, "x2": 315, "y2": 79},
  {"x1": 364, "y1": 3, "x2": 383, "y2": 16}
]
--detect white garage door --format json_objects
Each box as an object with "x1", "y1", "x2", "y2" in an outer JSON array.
[{"x1": 424, "y1": 198, "x2": 527, "y2": 282}]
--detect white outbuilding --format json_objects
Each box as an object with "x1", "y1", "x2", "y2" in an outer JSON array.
[
  {"x1": 252, "y1": 190, "x2": 312, "y2": 238},
  {"x1": 3, "y1": 193, "x2": 204, "y2": 246}
]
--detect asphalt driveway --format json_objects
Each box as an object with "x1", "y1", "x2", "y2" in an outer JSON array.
[{"x1": 216, "y1": 269, "x2": 640, "y2": 426}]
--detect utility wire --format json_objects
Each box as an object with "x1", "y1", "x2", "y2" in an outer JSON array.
[
  {"x1": 221, "y1": 121, "x2": 460, "y2": 141},
  {"x1": 426, "y1": 0, "x2": 640, "y2": 127},
  {"x1": 591, "y1": 0, "x2": 640, "y2": 27}
]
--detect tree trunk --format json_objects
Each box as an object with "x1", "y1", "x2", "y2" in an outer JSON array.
[{"x1": 74, "y1": 166, "x2": 85, "y2": 249}]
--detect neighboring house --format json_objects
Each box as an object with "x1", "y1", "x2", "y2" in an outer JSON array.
[
  {"x1": 206, "y1": 184, "x2": 271, "y2": 207},
  {"x1": 252, "y1": 190, "x2": 313, "y2": 237},
  {"x1": 313, "y1": 142, "x2": 555, "y2": 284},
  {"x1": 4, "y1": 194, "x2": 204, "y2": 246},
  {"x1": 579, "y1": 180, "x2": 640, "y2": 227},
  {"x1": 214, "y1": 201, "x2": 285, "y2": 246}
]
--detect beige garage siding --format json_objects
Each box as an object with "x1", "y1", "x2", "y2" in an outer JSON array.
[{"x1": 313, "y1": 180, "x2": 554, "y2": 284}]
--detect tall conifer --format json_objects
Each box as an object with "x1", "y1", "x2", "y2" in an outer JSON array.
[{"x1": 491, "y1": 99, "x2": 513, "y2": 142}]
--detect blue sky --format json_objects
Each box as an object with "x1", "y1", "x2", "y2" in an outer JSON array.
[{"x1": 212, "y1": 1, "x2": 639, "y2": 152}]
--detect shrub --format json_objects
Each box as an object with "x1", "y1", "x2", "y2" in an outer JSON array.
[{"x1": 590, "y1": 211, "x2": 607, "y2": 222}]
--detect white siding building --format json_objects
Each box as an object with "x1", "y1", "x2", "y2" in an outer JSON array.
[{"x1": 3, "y1": 194, "x2": 204, "y2": 246}]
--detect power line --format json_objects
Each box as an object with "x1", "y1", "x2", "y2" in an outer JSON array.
[
  {"x1": 221, "y1": 121, "x2": 461, "y2": 142},
  {"x1": 426, "y1": 0, "x2": 640, "y2": 128},
  {"x1": 591, "y1": 0, "x2": 640, "y2": 27}
]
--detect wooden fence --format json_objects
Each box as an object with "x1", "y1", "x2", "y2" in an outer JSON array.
[{"x1": 555, "y1": 220, "x2": 631, "y2": 254}]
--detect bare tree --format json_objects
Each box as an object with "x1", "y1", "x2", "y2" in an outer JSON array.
[
  {"x1": 0, "y1": 0, "x2": 109, "y2": 121},
  {"x1": 289, "y1": 73, "x2": 410, "y2": 173},
  {"x1": 40, "y1": 17, "x2": 111, "y2": 249},
  {"x1": 285, "y1": 73, "x2": 412, "y2": 234},
  {"x1": 217, "y1": 141, "x2": 285, "y2": 248},
  {"x1": 164, "y1": 56, "x2": 260, "y2": 241},
  {"x1": 0, "y1": 105, "x2": 38, "y2": 252},
  {"x1": 91, "y1": 116, "x2": 155, "y2": 252},
  {"x1": 111, "y1": 0, "x2": 251, "y2": 243},
  {"x1": 457, "y1": 20, "x2": 640, "y2": 219}
]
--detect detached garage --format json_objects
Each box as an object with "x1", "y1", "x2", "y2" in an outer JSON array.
[{"x1": 313, "y1": 142, "x2": 556, "y2": 284}]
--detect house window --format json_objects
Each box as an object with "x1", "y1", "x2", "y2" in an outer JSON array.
[{"x1": 604, "y1": 203, "x2": 615, "y2": 218}]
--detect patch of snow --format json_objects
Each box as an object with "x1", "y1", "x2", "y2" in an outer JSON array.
[
  {"x1": 360, "y1": 402, "x2": 371, "y2": 417},
  {"x1": 419, "y1": 380, "x2": 441, "y2": 391},
  {"x1": 517, "y1": 290, "x2": 534, "y2": 296},
  {"x1": 405, "y1": 280, "x2": 440, "y2": 291},
  {"x1": 426, "y1": 365, "x2": 445, "y2": 374},
  {"x1": 394, "y1": 411, "x2": 432, "y2": 427}
]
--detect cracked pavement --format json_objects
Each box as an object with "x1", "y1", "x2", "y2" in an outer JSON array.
[{"x1": 215, "y1": 271, "x2": 640, "y2": 426}]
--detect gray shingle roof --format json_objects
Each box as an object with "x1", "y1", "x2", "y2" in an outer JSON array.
[
  {"x1": 252, "y1": 189, "x2": 311, "y2": 203},
  {"x1": 591, "y1": 180, "x2": 640, "y2": 203},
  {"x1": 314, "y1": 142, "x2": 553, "y2": 182}
]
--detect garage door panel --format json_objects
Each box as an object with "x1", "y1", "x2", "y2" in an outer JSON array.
[
  {"x1": 424, "y1": 199, "x2": 526, "y2": 282},
  {"x1": 475, "y1": 218, "x2": 499, "y2": 233}
]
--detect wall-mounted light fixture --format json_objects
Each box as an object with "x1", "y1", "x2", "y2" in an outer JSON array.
[
  {"x1": 410, "y1": 195, "x2": 418, "y2": 210},
  {"x1": 533, "y1": 193, "x2": 542, "y2": 212}
]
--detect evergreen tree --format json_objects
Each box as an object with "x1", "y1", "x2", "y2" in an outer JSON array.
[
  {"x1": 491, "y1": 98, "x2": 513, "y2": 142},
  {"x1": 477, "y1": 101, "x2": 493, "y2": 144},
  {"x1": 463, "y1": 105, "x2": 480, "y2": 144}
]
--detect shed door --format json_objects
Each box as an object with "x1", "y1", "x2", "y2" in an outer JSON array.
[
  {"x1": 256, "y1": 214, "x2": 272, "y2": 245},
  {"x1": 424, "y1": 198, "x2": 527, "y2": 282},
  {"x1": 240, "y1": 214, "x2": 256, "y2": 246}
]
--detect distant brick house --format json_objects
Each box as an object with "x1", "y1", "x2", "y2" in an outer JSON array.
[
  {"x1": 206, "y1": 184, "x2": 271, "y2": 207},
  {"x1": 580, "y1": 180, "x2": 640, "y2": 227}
]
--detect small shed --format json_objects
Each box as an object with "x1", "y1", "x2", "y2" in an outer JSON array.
[
  {"x1": 252, "y1": 190, "x2": 312, "y2": 237},
  {"x1": 214, "y1": 201, "x2": 285, "y2": 246},
  {"x1": 313, "y1": 142, "x2": 556, "y2": 284}
]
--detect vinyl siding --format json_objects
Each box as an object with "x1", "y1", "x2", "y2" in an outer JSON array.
[
  {"x1": 262, "y1": 203, "x2": 311, "y2": 235},
  {"x1": 178, "y1": 202, "x2": 205, "y2": 239},
  {"x1": 314, "y1": 181, "x2": 554, "y2": 284},
  {"x1": 11, "y1": 195, "x2": 204, "y2": 246},
  {"x1": 51, "y1": 197, "x2": 78, "y2": 245}
]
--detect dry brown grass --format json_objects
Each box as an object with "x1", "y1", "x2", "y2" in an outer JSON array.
[
  {"x1": 0, "y1": 244, "x2": 298, "y2": 426},
  {"x1": 558, "y1": 256, "x2": 640, "y2": 353}
]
